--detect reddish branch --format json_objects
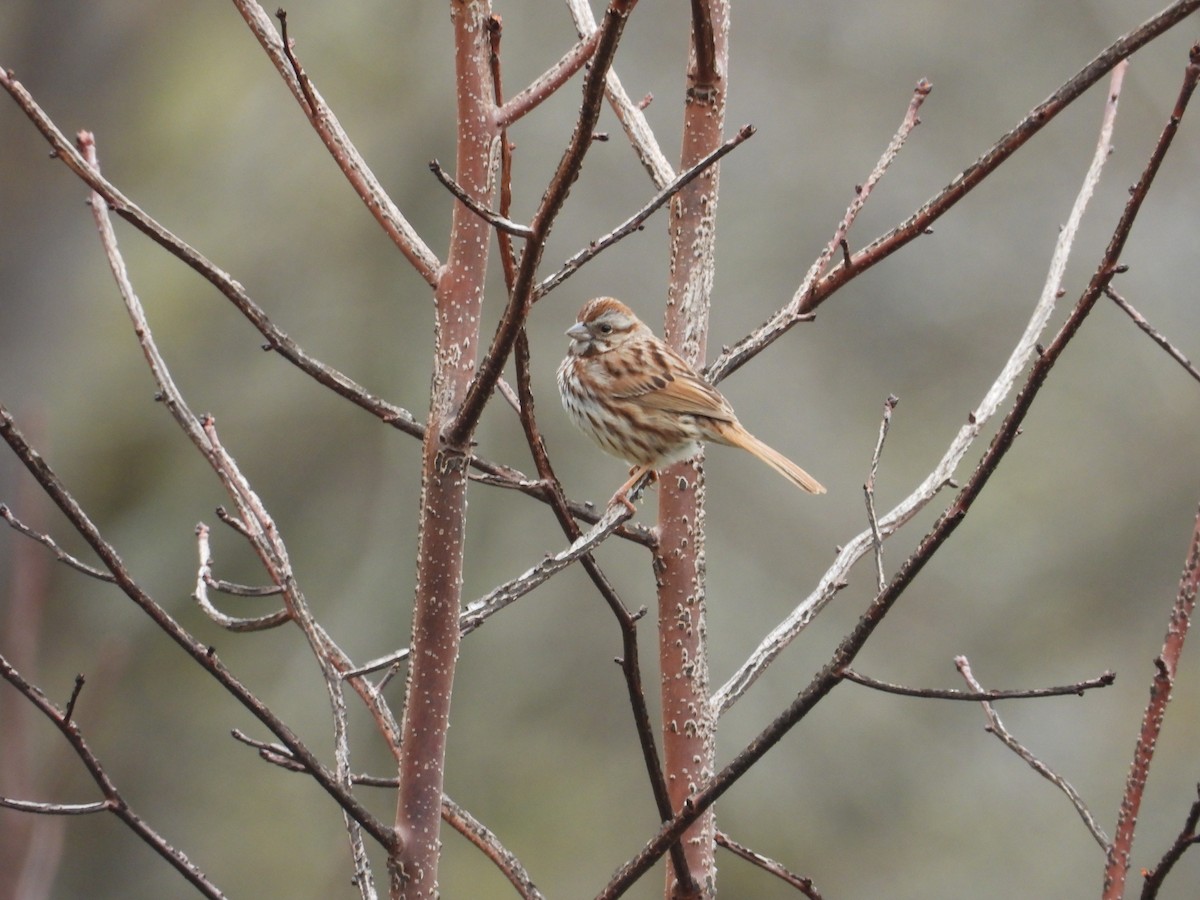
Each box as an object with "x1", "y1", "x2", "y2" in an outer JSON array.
[
  {"x1": 654, "y1": 1, "x2": 729, "y2": 895},
  {"x1": 1104, "y1": 497, "x2": 1200, "y2": 897},
  {"x1": 599, "y1": 39, "x2": 1200, "y2": 899}
]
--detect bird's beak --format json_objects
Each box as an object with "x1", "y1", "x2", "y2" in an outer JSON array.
[{"x1": 565, "y1": 322, "x2": 589, "y2": 341}]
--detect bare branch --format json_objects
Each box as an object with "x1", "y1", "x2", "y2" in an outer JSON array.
[
  {"x1": 842, "y1": 666, "x2": 1115, "y2": 701},
  {"x1": 956, "y1": 656, "x2": 1110, "y2": 850},
  {"x1": 715, "y1": 832, "x2": 823, "y2": 899},
  {"x1": 864, "y1": 395, "x2": 898, "y2": 593},
  {"x1": 534, "y1": 124, "x2": 755, "y2": 301},
  {"x1": 0, "y1": 503, "x2": 115, "y2": 583},
  {"x1": 193, "y1": 523, "x2": 290, "y2": 632},
  {"x1": 709, "y1": 0, "x2": 1200, "y2": 384},
  {"x1": 1106, "y1": 285, "x2": 1200, "y2": 385},
  {"x1": 429, "y1": 159, "x2": 535, "y2": 237}
]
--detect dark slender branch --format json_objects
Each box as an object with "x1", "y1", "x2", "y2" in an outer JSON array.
[
  {"x1": 62, "y1": 674, "x2": 85, "y2": 722},
  {"x1": 1140, "y1": 785, "x2": 1200, "y2": 899},
  {"x1": 534, "y1": 124, "x2": 755, "y2": 301},
  {"x1": 1106, "y1": 285, "x2": 1200, "y2": 384},
  {"x1": 842, "y1": 666, "x2": 1115, "y2": 700},
  {"x1": 599, "y1": 41, "x2": 1195, "y2": 894},
  {"x1": 715, "y1": 832, "x2": 823, "y2": 900},
  {"x1": 0, "y1": 652, "x2": 228, "y2": 898},
  {"x1": 275, "y1": 9, "x2": 318, "y2": 115},
  {"x1": 445, "y1": 0, "x2": 639, "y2": 450},
  {"x1": 429, "y1": 159, "x2": 535, "y2": 237}
]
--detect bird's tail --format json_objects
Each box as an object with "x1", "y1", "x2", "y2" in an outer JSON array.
[{"x1": 717, "y1": 422, "x2": 826, "y2": 494}]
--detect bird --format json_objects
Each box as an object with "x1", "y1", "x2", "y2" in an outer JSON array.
[{"x1": 557, "y1": 296, "x2": 825, "y2": 510}]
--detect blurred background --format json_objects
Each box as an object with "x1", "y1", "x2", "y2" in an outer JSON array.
[{"x1": 2, "y1": 1, "x2": 1199, "y2": 897}]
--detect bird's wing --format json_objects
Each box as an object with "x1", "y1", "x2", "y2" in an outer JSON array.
[{"x1": 611, "y1": 342, "x2": 736, "y2": 422}]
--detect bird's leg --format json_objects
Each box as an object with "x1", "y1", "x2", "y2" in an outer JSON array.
[{"x1": 608, "y1": 465, "x2": 654, "y2": 513}]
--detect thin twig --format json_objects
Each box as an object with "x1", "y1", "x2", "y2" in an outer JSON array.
[
  {"x1": 1105, "y1": 285, "x2": 1200, "y2": 384},
  {"x1": 842, "y1": 666, "x2": 1115, "y2": 701},
  {"x1": 443, "y1": 796, "x2": 547, "y2": 900},
  {"x1": 534, "y1": 124, "x2": 755, "y2": 301},
  {"x1": 429, "y1": 159, "x2": 535, "y2": 237},
  {"x1": 0, "y1": 503, "x2": 115, "y2": 583},
  {"x1": 864, "y1": 395, "x2": 898, "y2": 593},
  {"x1": 193, "y1": 523, "x2": 290, "y2": 632},
  {"x1": 62, "y1": 674, "x2": 85, "y2": 723},
  {"x1": 956, "y1": 656, "x2": 1110, "y2": 850},
  {"x1": 276, "y1": 9, "x2": 318, "y2": 115},
  {"x1": 706, "y1": 78, "x2": 931, "y2": 385},
  {"x1": 715, "y1": 832, "x2": 823, "y2": 900}
]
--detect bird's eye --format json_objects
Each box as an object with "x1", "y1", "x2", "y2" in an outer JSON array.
[{"x1": 597, "y1": 323, "x2": 614, "y2": 335}]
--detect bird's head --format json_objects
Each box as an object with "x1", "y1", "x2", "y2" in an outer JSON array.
[{"x1": 565, "y1": 297, "x2": 648, "y2": 356}]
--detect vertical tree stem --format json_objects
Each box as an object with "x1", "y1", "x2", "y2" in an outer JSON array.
[
  {"x1": 392, "y1": 1, "x2": 499, "y2": 895},
  {"x1": 657, "y1": 2, "x2": 729, "y2": 897}
]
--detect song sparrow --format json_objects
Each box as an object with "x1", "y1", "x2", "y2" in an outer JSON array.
[{"x1": 557, "y1": 297, "x2": 825, "y2": 509}]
